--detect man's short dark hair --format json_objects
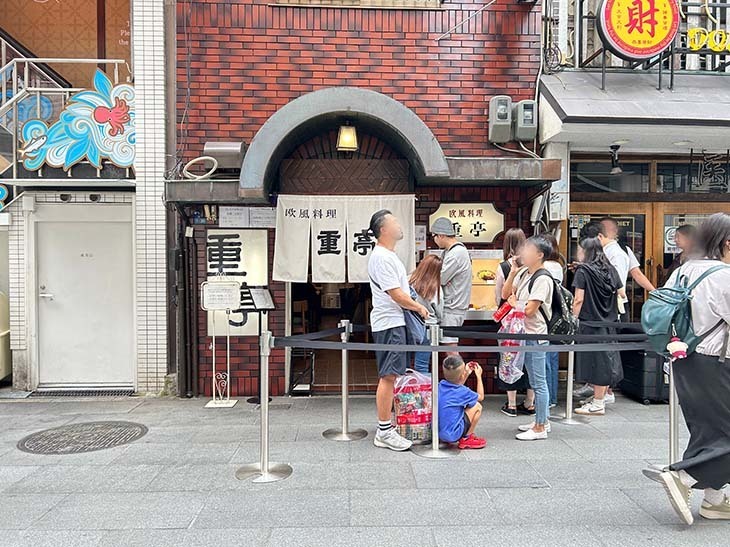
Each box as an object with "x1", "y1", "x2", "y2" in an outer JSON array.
[
  {"x1": 442, "y1": 354, "x2": 465, "y2": 383},
  {"x1": 676, "y1": 224, "x2": 696, "y2": 238},
  {"x1": 369, "y1": 209, "x2": 392, "y2": 240}
]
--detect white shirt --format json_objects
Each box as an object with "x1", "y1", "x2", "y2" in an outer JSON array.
[
  {"x1": 543, "y1": 260, "x2": 564, "y2": 283},
  {"x1": 603, "y1": 241, "x2": 640, "y2": 303},
  {"x1": 368, "y1": 245, "x2": 409, "y2": 332},
  {"x1": 665, "y1": 260, "x2": 730, "y2": 359},
  {"x1": 514, "y1": 267, "x2": 553, "y2": 335}
]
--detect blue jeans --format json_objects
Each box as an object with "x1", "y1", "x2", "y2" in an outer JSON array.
[
  {"x1": 523, "y1": 340, "x2": 549, "y2": 425},
  {"x1": 546, "y1": 352, "x2": 559, "y2": 406},
  {"x1": 413, "y1": 331, "x2": 431, "y2": 373}
]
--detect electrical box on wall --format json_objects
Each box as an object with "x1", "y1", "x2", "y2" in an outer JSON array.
[
  {"x1": 513, "y1": 100, "x2": 538, "y2": 141},
  {"x1": 488, "y1": 96, "x2": 512, "y2": 144}
]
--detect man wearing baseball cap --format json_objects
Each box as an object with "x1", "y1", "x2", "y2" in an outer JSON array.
[{"x1": 430, "y1": 217, "x2": 472, "y2": 347}]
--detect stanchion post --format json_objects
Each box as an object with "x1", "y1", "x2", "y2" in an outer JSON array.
[
  {"x1": 557, "y1": 345, "x2": 585, "y2": 425},
  {"x1": 412, "y1": 323, "x2": 459, "y2": 459},
  {"x1": 669, "y1": 361, "x2": 680, "y2": 463},
  {"x1": 235, "y1": 330, "x2": 293, "y2": 483},
  {"x1": 323, "y1": 320, "x2": 368, "y2": 441}
]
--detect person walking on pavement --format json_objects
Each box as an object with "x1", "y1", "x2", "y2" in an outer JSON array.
[
  {"x1": 644, "y1": 213, "x2": 730, "y2": 525},
  {"x1": 431, "y1": 217, "x2": 472, "y2": 348},
  {"x1": 368, "y1": 209, "x2": 430, "y2": 452}
]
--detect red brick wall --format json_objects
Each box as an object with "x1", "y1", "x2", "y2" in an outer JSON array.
[{"x1": 176, "y1": 0, "x2": 542, "y2": 159}]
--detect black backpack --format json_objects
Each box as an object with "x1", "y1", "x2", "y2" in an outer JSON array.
[{"x1": 527, "y1": 269, "x2": 579, "y2": 339}]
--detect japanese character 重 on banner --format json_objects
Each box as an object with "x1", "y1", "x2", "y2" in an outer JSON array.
[
  {"x1": 311, "y1": 197, "x2": 346, "y2": 283},
  {"x1": 273, "y1": 195, "x2": 312, "y2": 283}
]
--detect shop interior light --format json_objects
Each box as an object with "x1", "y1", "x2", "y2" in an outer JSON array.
[
  {"x1": 673, "y1": 140, "x2": 693, "y2": 146},
  {"x1": 336, "y1": 125, "x2": 358, "y2": 152},
  {"x1": 612, "y1": 139, "x2": 630, "y2": 145}
]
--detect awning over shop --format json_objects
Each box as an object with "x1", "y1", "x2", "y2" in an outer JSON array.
[{"x1": 540, "y1": 71, "x2": 730, "y2": 153}]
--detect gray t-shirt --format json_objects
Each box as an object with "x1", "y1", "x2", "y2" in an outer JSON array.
[
  {"x1": 368, "y1": 245, "x2": 409, "y2": 333},
  {"x1": 441, "y1": 243, "x2": 472, "y2": 314}
]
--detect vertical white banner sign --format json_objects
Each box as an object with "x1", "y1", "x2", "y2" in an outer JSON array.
[
  {"x1": 273, "y1": 195, "x2": 312, "y2": 283},
  {"x1": 310, "y1": 197, "x2": 346, "y2": 283}
]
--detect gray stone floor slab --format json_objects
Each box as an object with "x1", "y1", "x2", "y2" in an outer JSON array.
[
  {"x1": 105, "y1": 528, "x2": 270, "y2": 547},
  {"x1": 532, "y1": 460, "x2": 663, "y2": 489},
  {"x1": 192, "y1": 490, "x2": 349, "y2": 529},
  {"x1": 1, "y1": 530, "x2": 107, "y2": 547},
  {"x1": 410, "y1": 459, "x2": 547, "y2": 489},
  {"x1": 5, "y1": 464, "x2": 163, "y2": 493},
  {"x1": 268, "y1": 527, "x2": 437, "y2": 547},
  {"x1": 31, "y1": 492, "x2": 208, "y2": 530},
  {"x1": 433, "y1": 525, "x2": 600, "y2": 547},
  {"x1": 350, "y1": 488, "x2": 495, "y2": 526},
  {"x1": 0, "y1": 494, "x2": 67, "y2": 529},
  {"x1": 0, "y1": 465, "x2": 41, "y2": 492},
  {"x1": 564, "y1": 438, "x2": 674, "y2": 461},
  {"x1": 592, "y1": 524, "x2": 730, "y2": 546},
  {"x1": 487, "y1": 488, "x2": 658, "y2": 525}
]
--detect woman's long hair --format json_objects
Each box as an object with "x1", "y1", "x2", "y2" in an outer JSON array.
[
  {"x1": 542, "y1": 232, "x2": 561, "y2": 262},
  {"x1": 503, "y1": 228, "x2": 526, "y2": 260},
  {"x1": 579, "y1": 237, "x2": 614, "y2": 272},
  {"x1": 410, "y1": 254, "x2": 442, "y2": 301}
]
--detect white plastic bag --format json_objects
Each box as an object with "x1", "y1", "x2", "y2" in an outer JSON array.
[
  {"x1": 394, "y1": 369, "x2": 432, "y2": 444},
  {"x1": 498, "y1": 309, "x2": 526, "y2": 384}
]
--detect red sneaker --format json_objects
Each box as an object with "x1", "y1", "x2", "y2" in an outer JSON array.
[{"x1": 458, "y1": 434, "x2": 487, "y2": 449}]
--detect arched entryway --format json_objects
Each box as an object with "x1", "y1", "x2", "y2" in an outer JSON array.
[{"x1": 239, "y1": 87, "x2": 450, "y2": 201}]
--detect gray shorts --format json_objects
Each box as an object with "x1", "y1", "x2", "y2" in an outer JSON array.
[
  {"x1": 441, "y1": 311, "x2": 466, "y2": 344},
  {"x1": 373, "y1": 326, "x2": 409, "y2": 378}
]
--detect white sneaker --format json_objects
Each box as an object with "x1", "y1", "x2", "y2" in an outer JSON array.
[
  {"x1": 515, "y1": 428, "x2": 548, "y2": 441},
  {"x1": 699, "y1": 495, "x2": 730, "y2": 520},
  {"x1": 373, "y1": 428, "x2": 412, "y2": 451},
  {"x1": 605, "y1": 393, "x2": 616, "y2": 404},
  {"x1": 518, "y1": 421, "x2": 551, "y2": 433},
  {"x1": 575, "y1": 400, "x2": 605, "y2": 415},
  {"x1": 659, "y1": 470, "x2": 694, "y2": 525}
]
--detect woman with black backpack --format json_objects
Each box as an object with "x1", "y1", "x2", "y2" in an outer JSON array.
[{"x1": 645, "y1": 213, "x2": 730, "y2": 526}]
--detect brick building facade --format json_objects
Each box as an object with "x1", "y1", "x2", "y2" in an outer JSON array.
[{"x1": 173, "y1": 0, "x2": 558, "y2": 397}]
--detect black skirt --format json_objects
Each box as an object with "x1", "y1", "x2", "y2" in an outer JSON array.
[
  {"x1": 496, "y1": 366, "x2": 531, "y2": 392},
  {"x1": 574, "y1": 324, "x2": 623, "y2": 387},
  {"x1": 670, "y1": 351, "x2": 730, "y2": 490}
]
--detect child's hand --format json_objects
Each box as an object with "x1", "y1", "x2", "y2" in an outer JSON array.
[{"x1": 473, "y1": 363, "x2": 483, "y2": 376}]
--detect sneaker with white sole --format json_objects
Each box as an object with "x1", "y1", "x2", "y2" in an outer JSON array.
[
  {"x1": 573, "y1": 384, "x2": 594, "y2": 398},
  {"x1": 699, "y1": 496, "x2": 730, "y2": 520},
  {"x1": 518, "y1": 421, "x2": 551, "y2": 433},
  {"x1": 659, "y1": 470, "x2": 694, "y2": 525},
  {"x1": 515, "y1": 428, "x2": 548, "y2": 441},
  {"x1": 575, "y1": 401, "x2": 605, "y2": 415},
  {"x1": 373, "y1": 428, "x2": 412, "y2": 451},
  {"x1": 605, "y1": 393, "x2": 616, "y2": 404},
  {"x1": 642, "y1": 464, "x2": 667, "y2": 484}
]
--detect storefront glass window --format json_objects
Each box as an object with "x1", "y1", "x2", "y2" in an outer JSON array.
[
  {"x1": 657, "y1": 159, "x2": 730, "y2": 194},
  {"x1": 570, "y1": 162, "x2": 650, "y2": 193}
]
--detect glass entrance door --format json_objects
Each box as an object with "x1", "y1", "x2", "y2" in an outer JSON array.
[{"x1": 568, "y1": 203, "x2": 654, "y2": 322}]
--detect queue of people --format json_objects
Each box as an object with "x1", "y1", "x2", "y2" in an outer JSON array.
[{"x1": 367, "y1": 208, "x2": 730, "y2": 523}]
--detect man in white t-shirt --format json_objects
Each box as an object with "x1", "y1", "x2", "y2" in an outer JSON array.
[{"x1": 367, "y1": 209, "x2": 429, "y2": 452}]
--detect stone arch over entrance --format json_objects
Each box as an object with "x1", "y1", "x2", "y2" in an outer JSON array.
[{"x1": 239, "y1": 87, "x2": 450, "y2": 200}]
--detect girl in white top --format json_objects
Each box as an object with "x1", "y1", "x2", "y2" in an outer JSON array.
[{"x1": 648, "y1": 213, "x2": 730, "y2": 526}]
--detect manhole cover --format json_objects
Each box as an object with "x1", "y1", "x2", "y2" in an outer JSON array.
[{"x1": 17, "y1": 421, "x2": 148, "y2": 455}]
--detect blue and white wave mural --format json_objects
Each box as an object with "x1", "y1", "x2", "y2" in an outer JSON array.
[{"x1": 19, "y1": 70, "x2": 135, "y2": 171}]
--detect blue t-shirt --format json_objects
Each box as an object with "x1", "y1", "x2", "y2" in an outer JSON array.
[{"x1": 438, "y1": 380, "x2": 479, "y2": 443}]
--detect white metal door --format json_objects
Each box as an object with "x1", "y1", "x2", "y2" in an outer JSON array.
[{"x1": 36, "y1": 206, "x2": 134, "y2": 387}]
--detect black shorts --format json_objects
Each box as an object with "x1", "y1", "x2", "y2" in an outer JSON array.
[
  {"x1": 373, "y1": 326, "x2": 409, "y2": 378},
  {"x1": 462, "y1": 412, "x2": 471, "y2": 436}
]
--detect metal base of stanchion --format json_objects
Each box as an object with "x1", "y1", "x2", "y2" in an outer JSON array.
[
  {"x1": 551, "y1": 416, "x2": 589, "y2": 425},
  {"x1": 411, "y1": 443, "x2": 461, "y2": 459},
  {"x1": 322, "y1": 428, "x2": 368, "y2": 441},
  {"x1": 235, "y1": 462, "x2": 293, "y2": 483},
  {"x1": 205, "y1": 399, "x2": 238, "y2": 408},
  {"x1": 247, "y1": 396, "x2": 272, "y2": 404}
]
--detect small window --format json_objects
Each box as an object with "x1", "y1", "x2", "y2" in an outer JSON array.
[
  {"x1": 570, "y1": 162, "x2": 650, "y2": 193},
  {"x1": 274, "y1": 0, "x2": 441, "y2": 7}
]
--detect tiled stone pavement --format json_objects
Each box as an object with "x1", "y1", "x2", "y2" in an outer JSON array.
[{"x1": 0, "y1": 394, "x2": 727, "y2": 546}]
